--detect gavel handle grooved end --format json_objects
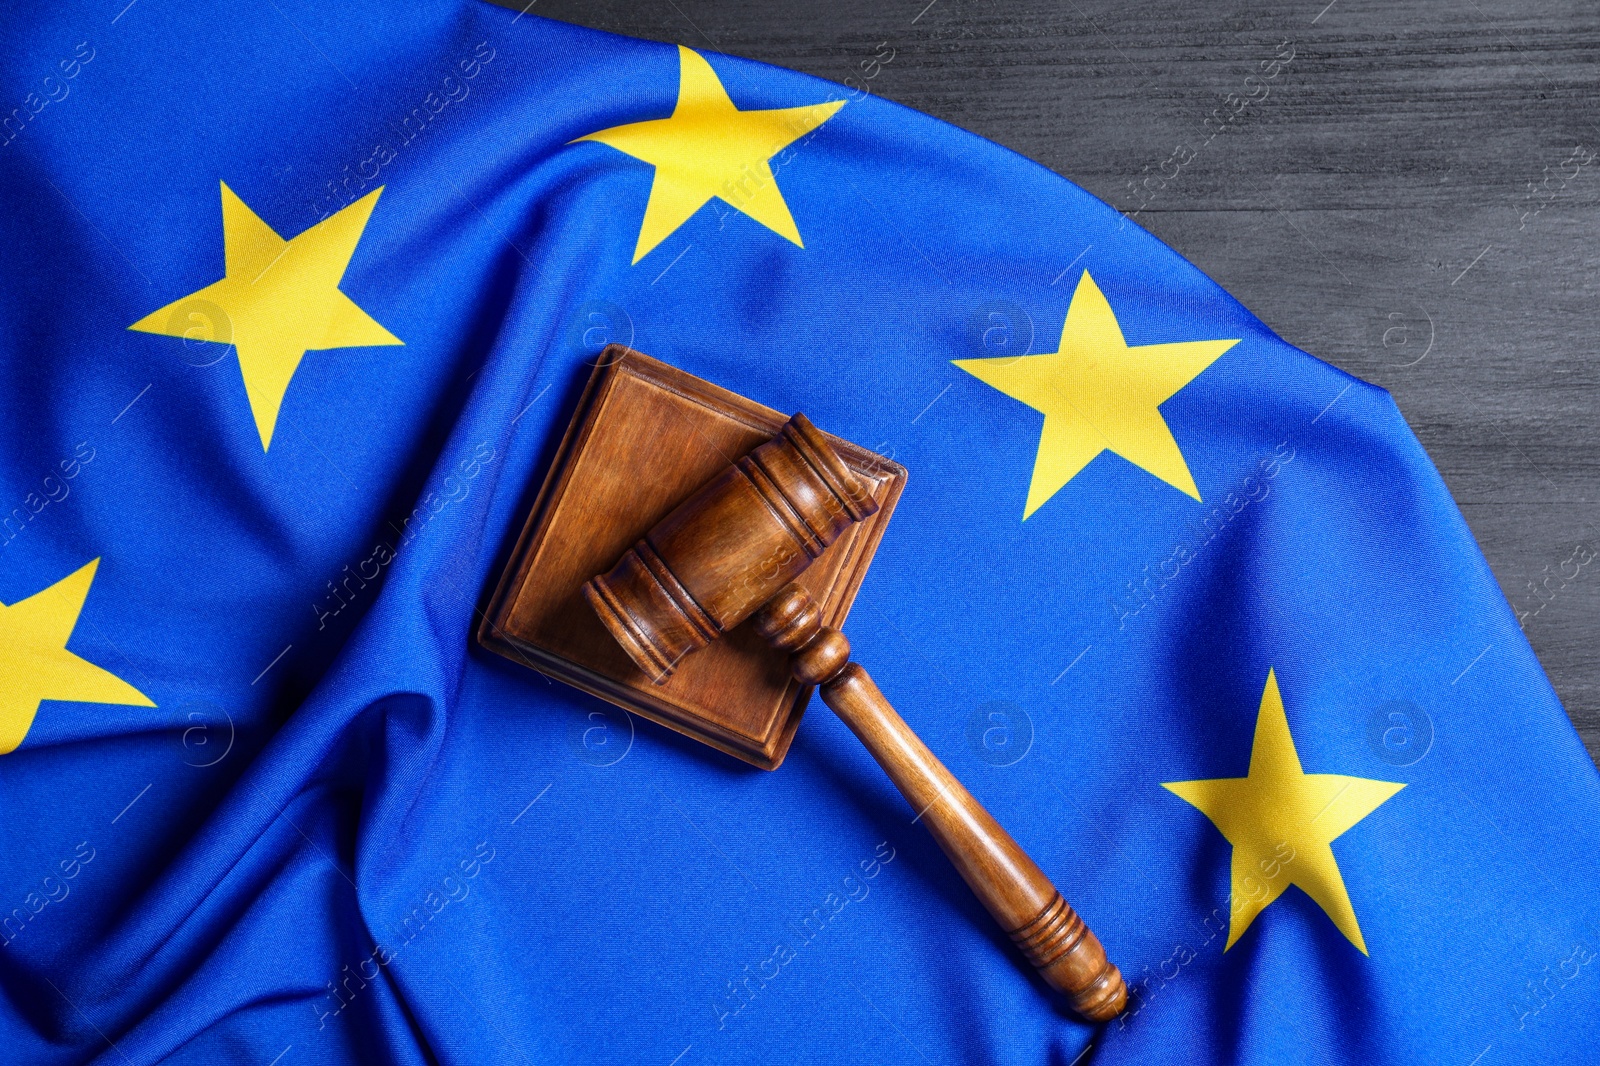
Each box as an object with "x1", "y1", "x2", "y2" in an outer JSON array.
[{"x1": 752, "y1": 583, "x2": 1126, "y2": 1023}]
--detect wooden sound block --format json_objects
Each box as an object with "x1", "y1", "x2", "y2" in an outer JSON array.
[{"x1": 478, "y1": 346, "x2": 907, "y2": 769}]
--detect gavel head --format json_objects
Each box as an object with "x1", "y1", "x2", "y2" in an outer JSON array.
[{"x1": 583, "y1": 413, "x2": 878, "y2": 683}]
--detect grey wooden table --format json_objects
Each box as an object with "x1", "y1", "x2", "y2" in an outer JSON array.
[{"x1": 506, "y1": 0, "x2": 1600, "y2": 760}]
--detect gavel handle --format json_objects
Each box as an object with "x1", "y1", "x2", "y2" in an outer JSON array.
[{"x1": 753, "y1": 584, "x2": 1126, "y2": 1023}]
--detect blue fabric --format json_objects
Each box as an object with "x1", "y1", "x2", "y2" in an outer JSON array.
[{"x1": 2, "y1": 3, "x2": 1597, "y2": 1064}]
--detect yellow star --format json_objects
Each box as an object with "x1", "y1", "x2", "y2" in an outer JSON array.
[
  {"x1": 0, "y1": 559, "x2": 154, "y2": 755},
  {"x1": 574, "y1": 46, "x2": 845, "y2": 263},
  {"x1": 953, "y1": 270, "x2": 1238, "y2": 518},
  {"x1": 1163, "y1": 669, "x2": 1405, "y2": 954},
  {"x1": 131, "y1": 182, "x2": 402, "y2": 450}
]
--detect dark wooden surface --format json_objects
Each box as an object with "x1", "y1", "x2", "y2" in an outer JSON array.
[
  {"x1": 479, "y1": 348, "x2": 904, "y2": 769},
  {"x1": 504, "y1": 0, "x2": 1600, "y2": 760}
]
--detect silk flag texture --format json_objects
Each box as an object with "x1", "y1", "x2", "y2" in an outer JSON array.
[{"x1": 1, "y1": 2, "x2": 1596, "y2": 1064}]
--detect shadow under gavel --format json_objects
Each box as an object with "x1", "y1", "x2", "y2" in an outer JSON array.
[{"x1": 583, "y1": 413, "x2": 1126, "y2": 1022}]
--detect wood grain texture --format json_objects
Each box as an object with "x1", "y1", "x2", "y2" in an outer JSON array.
[
  {"x1": 507, "y1": 0, "x2": 1600, "y2": 760},
  {"x1": 575, "y1": 404, "x2": 1126, "y2": 1018},
  {"x1": 584, "y1": 412, "x2": 878, "y2": 682},
  {"x1": 478, "y1": 347, "x2": 906, "y2": 769},
  {"x1": 754, "y1": 583, "x2": 1126, "y2": 1021}
]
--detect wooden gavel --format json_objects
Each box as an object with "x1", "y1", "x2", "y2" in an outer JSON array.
[{"x1": 583, "y1": 413, "x2": 1126, "y2": 1021}]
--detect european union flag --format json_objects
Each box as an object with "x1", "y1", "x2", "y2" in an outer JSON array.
[{"x1": 3, "y1": 2, "x2": 1598, "y2": 1064}]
